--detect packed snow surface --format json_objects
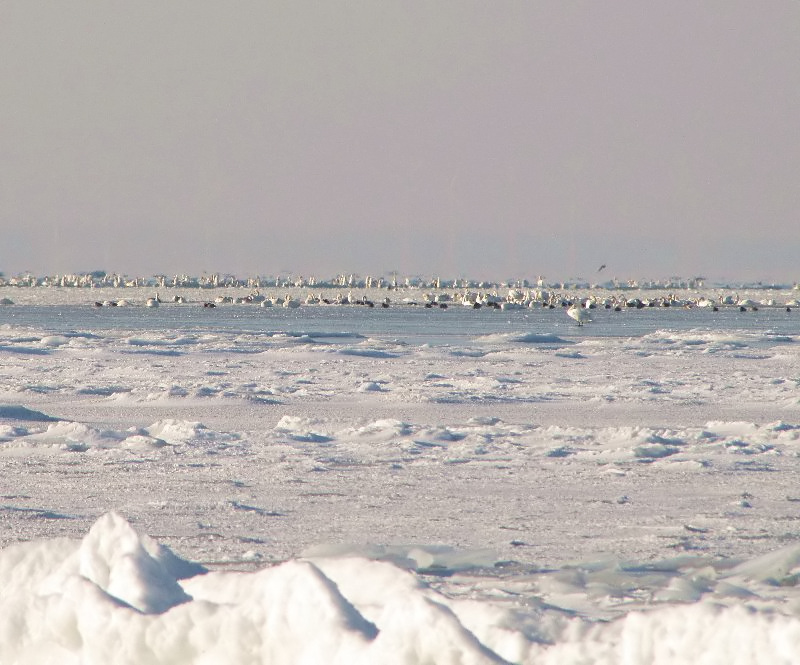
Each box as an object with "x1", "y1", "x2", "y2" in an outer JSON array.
[{"x1": 1, "y1": 285, "x2": 800, "y2": 663}]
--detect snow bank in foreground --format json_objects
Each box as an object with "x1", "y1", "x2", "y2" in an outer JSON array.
[{"x1": 2, "y1": 514, "x2": 800, "y2": 664}]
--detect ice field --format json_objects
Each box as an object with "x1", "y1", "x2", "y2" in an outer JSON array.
[{"x1": 1, "y1": 283, "x2": 800, "y2": 663}]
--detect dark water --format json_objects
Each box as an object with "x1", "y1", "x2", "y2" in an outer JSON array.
[{"x1": 1, "y1": 302, "x2": 797, "y2": 347}]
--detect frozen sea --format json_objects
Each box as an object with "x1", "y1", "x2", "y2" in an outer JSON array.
[{"x1": 1, "y1": 285, "x2": 800, "y2": 663}]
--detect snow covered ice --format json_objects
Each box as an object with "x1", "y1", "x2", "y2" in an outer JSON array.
[
  {"x1": 5, "y1": 513, "x2": 800, "y2": 665},
  {"x1": 1, "y1": 284, "x2": 800, "y2": 663}
]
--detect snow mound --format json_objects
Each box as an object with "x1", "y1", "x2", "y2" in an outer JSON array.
[
  {"x1": 39, "y1": 335, "x2": 71, "y2": 347},
  {"x1": 357, "y1": 381, "x2": 385, "y2": 392},
  {"x1": 24, "y1": 421, "x2": 113, "y2": 451},
  {"x1": 77, "y1": 512, "x2": 196, "y2": 613},
  {"x1": 274, "y1": 415, "x2": 333, "y2": 442},
  {"x1": 144, "y1": 420, "x2": 214, "y2": 445},
  {"x1": 1, "y1": 515, "x2": 800, "y2": 663},
  {"x1": 0, "y1": 419, "x2": 239, "y2": 453}
]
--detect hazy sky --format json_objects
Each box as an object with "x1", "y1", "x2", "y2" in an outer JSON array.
[{"x1": 2, "y1": 2, "x2": 798, "y2": 283}]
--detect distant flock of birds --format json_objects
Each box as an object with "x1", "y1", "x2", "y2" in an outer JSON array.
[
  {"x1": 67, "y1": 289, "x2": 800, "y2": 326},
  {"x1": 0, "y1": 290, "x2": 796, "y2": 327}
]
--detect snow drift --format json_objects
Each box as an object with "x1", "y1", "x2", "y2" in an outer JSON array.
[{"x1": 2, "y1": 514, "x2": 800, "y2": 664}]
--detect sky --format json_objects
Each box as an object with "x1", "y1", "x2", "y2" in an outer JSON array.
[{"x1": 1, "y1": 2, "x2": 798, "y2": 284}]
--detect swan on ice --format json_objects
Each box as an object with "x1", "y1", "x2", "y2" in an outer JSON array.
[{"x1": 567, "y1": 303, "x2": 591, "y2": 326}]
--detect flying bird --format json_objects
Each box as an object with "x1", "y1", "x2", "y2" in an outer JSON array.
[{"x1": 597, "y1": 264, "x2": 606, "y2": 273}]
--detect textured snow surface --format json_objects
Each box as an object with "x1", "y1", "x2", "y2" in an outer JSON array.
[
  {"x1": 1, "y1": 288, "x2": 800, "y2": 662},
  {"x1": 3, "y1": 513, "x2": 800, "y2": 664}
]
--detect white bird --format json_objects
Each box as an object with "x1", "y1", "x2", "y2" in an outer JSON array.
[{"x1": 567, "y1": 303, "x2": 591, "y2": 326}]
